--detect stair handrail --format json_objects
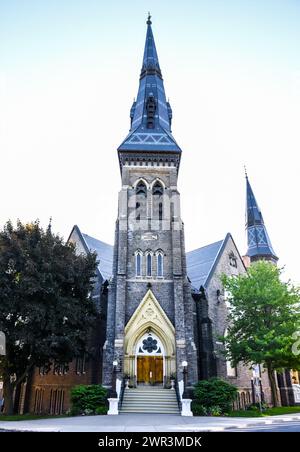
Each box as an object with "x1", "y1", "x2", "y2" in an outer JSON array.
[
  {"x1": 118, "y1": 376, "x2": 126, "y2": 410},
  {"x1": 174, "y1": 377, "x2": 182, "y2": 411}
]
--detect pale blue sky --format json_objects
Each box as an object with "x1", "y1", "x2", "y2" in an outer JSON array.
[{"x1": 0, "y1": 0, "x2": 299, "y2": 283}]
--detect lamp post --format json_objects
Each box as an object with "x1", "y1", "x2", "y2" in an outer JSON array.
[
  {"x1": 180, "y1": 360, "x2": 193, "y2": 416},
  {"x1": 111, "y1": 359, "x2": 118, "y2": 398},
  {"x1": 182, "y1": 360, "x2": 188, "y2": 398},
  {"x1": 107, "y1": 359, "x2": 119, "y2": 415}
]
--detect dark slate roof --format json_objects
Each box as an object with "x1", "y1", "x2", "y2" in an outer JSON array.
[
  {"x1": 186, "y1": 235, "x2": 230, "y2": 290},
  {"x1": 245, "y1": 176, "x2": 278, "y2": 261},
  {"x1": 81, "y1": 233, "x2": 113, "y2": 281},
  {"x1": 118, "y1": 15, "x2": 181, "y2": 153}
]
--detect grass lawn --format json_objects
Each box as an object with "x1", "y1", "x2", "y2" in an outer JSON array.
[
  {"x1": 0, "y1": 414, "x2": 69, "y2": 421},
  {"x1": 228, "y1": 406, "x2": 300, "y2": 417}
]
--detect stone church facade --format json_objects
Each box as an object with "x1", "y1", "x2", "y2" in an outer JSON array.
[{"x1": 15, "y1": 16, "x2": 298, "y2": 415}]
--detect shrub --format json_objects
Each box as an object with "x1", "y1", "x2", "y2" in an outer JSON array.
[
  {"x1": 70, "y1": 385, "x2": 108, "y2": 415},
  {"x1": 193, "y1": 378, "x2": 238, "y2": 415},
  {"x1": 209, "y1": 406, "x2": 222, "y2": 416},
  {"x1": 246, "y1": 402, "x2": 268, "y2": 412},
  {"x1": 191, "y1": 402, "x2": 208, "y2": 416},
  {"x1": 95, "y1": 406, "x2": 108, "y2": 415},
  {"x1": 192, "y1": 402, "x2": 223, "y2": 417}
]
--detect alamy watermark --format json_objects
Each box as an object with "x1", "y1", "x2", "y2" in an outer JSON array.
[
  {"x1": 119, "y1": 191, "x2": 183, "y2": 232},
  {"x1": 292, "y1": 330, "x2": 300, "y2": 356}
]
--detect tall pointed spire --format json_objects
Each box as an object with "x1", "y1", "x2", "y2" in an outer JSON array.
[
  {"x1": 140, "y1": 13, "x2": 162, "y2": 79},
  {"x1": 118, "y1": 15, "x2": 181, "y2": 162},
  {"x1": 245, "y1": 174, "x2": 278, "y2": 262}
]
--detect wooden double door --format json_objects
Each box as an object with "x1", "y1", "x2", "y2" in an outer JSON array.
[{"x1": 137, "y1": 356, "x2": 163, "y2": 385}]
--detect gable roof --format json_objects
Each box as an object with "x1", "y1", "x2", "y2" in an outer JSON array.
[
  {"x1": 81, "y1": 233, "x2": 113, "y2": 281},
  {"x1": 68, "y1": 225, "x2": 113, "y2": 281},
  {"x1": 69, "y1": 226, "x2": 243, "y2": 290},
  {"x1": 186, "y1": 233, "x2": 236, "y2": 290},
  {"x1": 186, "y1": 239, "x2": 224, "y2": 290}
]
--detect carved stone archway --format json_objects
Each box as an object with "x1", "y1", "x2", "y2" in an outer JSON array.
[{"x1": 124, "y1": 290, "x2": 176, "y2": 386}]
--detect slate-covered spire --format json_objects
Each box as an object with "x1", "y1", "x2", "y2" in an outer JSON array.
[
  {"x1": 140, "y1": 13, "x2": 162, "y2": 79},
  {"x1": 245, "y1": 173, "x2": 278, "y2": 262},
  {"x1": 118, "y1": 14, "x2": 181, "y2": 154}
]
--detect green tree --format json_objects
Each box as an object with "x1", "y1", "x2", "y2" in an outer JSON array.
[
  {"x1": 0, "y1": 220, "x2": 98, "y2": 414},
  {"x1": 221, "y1": 261, "x2": 300, "y2": 407}
]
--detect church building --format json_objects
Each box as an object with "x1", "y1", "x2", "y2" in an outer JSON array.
[{"x1": 17, "y1": 15, "x2": 299, "y2": 416}]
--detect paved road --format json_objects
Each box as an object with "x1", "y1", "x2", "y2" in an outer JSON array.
[
  {"x1": 228, "y1": 421, "x2": 300, "y2": 432},
  {"x1": 0, "y1": 413, "x2": 300, "y2": 432}
]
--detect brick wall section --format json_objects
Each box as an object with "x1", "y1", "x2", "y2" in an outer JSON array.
[
  {"x1": 26, "y1": 304, "x2": 107, "y2": 414},
  {"x1": 29, "y1": 359, "x2": 92, "y2": 414}
]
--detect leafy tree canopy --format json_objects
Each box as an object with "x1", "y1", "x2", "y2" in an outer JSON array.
[
  {"x1": 221, "y1": 261, "x2": 300, "y2": 406},
  {"x1": 222, "y1": 261, "x2": 300, "y2": 370},
  {"x1": 0, "y1": 220, "x2": 98, "y2": 413}
]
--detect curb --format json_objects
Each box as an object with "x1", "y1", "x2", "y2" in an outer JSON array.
[
  {"x1": 177, "y1": 415, "x2": 300, "y2": 432},
  {"x1": 222, "y1": 415, "x2": 300, "y2": 431}
]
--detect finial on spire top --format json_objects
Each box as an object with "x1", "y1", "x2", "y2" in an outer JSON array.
[
  {"x1": 147, "y1": 12, "x2": 152, "y2": 25},
  {"x1": 244, "y1": 165, "x2": 248, "y2": 179}
]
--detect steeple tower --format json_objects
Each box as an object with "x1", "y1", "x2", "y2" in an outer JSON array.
[
  {"x1": 245, "y1": 173, "x2": 278, "y2": 263},
  {"x1": 103, "y1": 15, "x2": 198, "y2": 389},
  {"x1": 118, "y1": 14, "x2": 181, "y2": 170}
]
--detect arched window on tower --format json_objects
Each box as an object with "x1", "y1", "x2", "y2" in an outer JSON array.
[
  {"x1": 146, "y1": 252, "x2": 152, "y2": 277},
  {"x1": 135, "y1": 251, "x2": 142, "y2": 277},
  {"x1": 136, "y1": 181, "x2": 147, "y2": 196},
  {"x1": 152, "y1": 181, "x2": 163, "y2": 196},
  {"x1": 152, "y1": 181, "x2": 164, "y2": 221},
  {"x1": 159, "y1": 202, "x2": 163, "y2": 221},
  {"x1": 135, "y1": 181, "x2": 147, "y2": 222},
  {"x1": 146, "y1": 94, "x2": 156, "y2": 129},
  {"x1": 157, "y1": 252, "x2": 164, "y2": 277}
]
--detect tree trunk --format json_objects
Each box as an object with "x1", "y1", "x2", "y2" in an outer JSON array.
[
  {"x1": 3, "y1": 375, "x2": 14, "y2": 415},
  {"x1": 13, "y1": 382, "x2": 21, "y2": 414},
  {"x1": 267, "y1": 363, "x2": 279, "y2": 407}
]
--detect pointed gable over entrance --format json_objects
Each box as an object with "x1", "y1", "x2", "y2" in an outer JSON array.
[{"x1": 124, "y1": 290, "x2": 175, "y2": 358}]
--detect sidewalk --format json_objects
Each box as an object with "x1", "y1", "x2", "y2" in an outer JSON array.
[{"x1": 1, "y1": 413, "x2": 300, "y2": 432}]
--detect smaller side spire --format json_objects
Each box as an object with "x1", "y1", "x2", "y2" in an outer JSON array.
[{"x1": 245, "y1": 174, "x2": 278, "y2": 263}]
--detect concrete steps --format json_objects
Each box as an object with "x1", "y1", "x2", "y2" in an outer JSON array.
[{"x1": 120, "y1": 387, "x2": 180, "y2": 414}]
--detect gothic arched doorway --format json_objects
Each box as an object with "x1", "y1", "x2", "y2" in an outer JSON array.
[
  {"x1": 123, "y1": 290, "x2": 176, "y2": 387},
  {"x1": 136, "y1": 332, "x2": 164, "y2": 385}
]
